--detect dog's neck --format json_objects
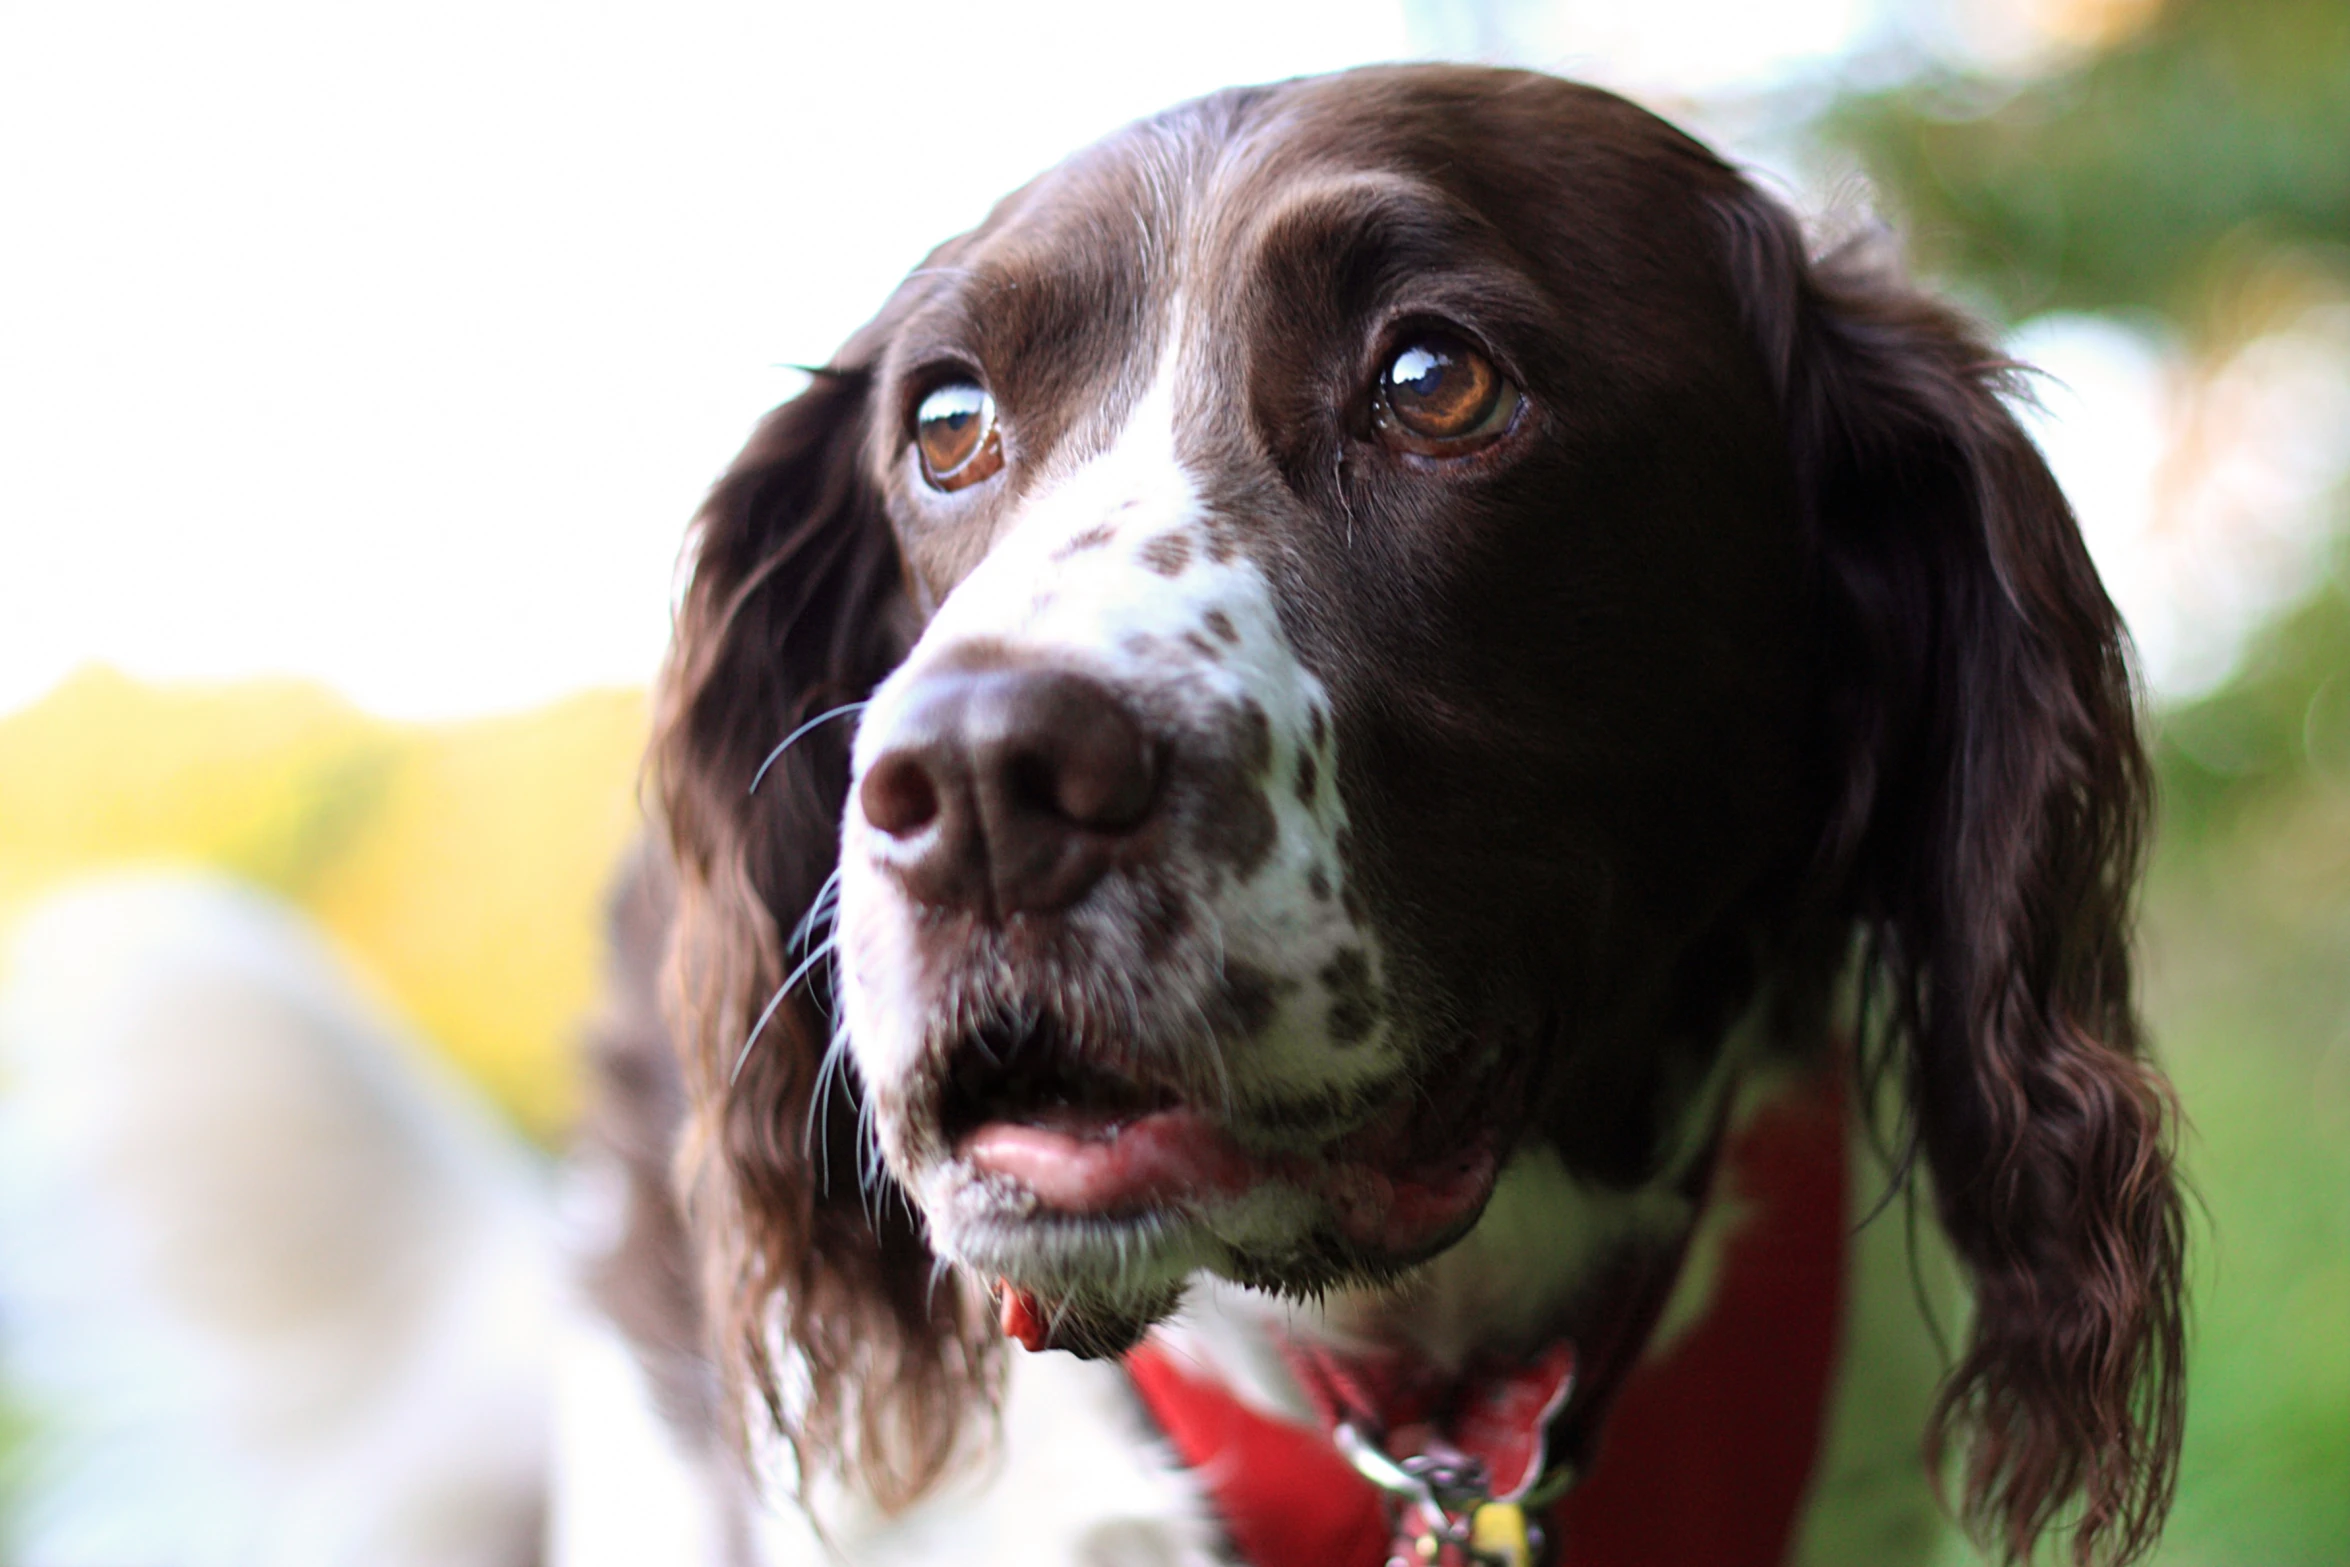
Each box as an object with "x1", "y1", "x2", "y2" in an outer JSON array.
[
  {"x1": 1155, "y1": 1151, "x2": 1703, "y2": 1438},
  {"x1": 1155, "y1": 1027, "x2": 1754, "y2": 1419},
  {"x1": 1326, "y1": 1145, "x2": 1704, "y2": 1369}
]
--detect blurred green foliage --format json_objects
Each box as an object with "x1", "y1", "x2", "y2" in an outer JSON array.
[
  {"x1": 2163, "y1": 566, "x2": 2350, "y2": 829},
  {"x1": 1828, "y1": 3, "x2": 2350, "y2": 1561},
  {"x1": 2137, "y1": 570, "x2": 2350, "y2": 1566},
  {"x1": 1830, "y1": 0, "x2": 2350, "y2": 326}
]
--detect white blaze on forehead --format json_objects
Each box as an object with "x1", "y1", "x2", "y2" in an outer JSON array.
[
  {"x1": 853, "y1": 339, "x2": 1222, "y2": 766},
  {"x1": 840, "y1": 308, "x2": 1401, "y2": 1107}
]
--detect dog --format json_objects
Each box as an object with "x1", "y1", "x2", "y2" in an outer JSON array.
[
  {"x1": 585, "y1": 61, "x2": 2185, "y2": 1567},
  {"x1": 0, "y1": 63, "x2": 2183, "y2": 1567}
]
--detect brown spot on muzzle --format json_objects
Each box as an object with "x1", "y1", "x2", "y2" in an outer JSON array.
[
  {"x1": 1219, "y1": 961, "x2": 1287, "y2": 1037},
  {"x1": 1234, "y1": 700, "x2": 1273, "y2": 778},
  {"x1": 1139, "y1": 531, "x2": 1194, "y2": 576},
  {"x1": 1190, "y1": 697, "x2": 1278, "y2": 878},
  {"x1": 1320, "y1": 947, "x2": 1383, "y2": 1045},
  {"x1": 1198, "y1": 790, "x2": 1276, "y2": 880},
  {"x1": 1132, "y1": 877, "x2": 1196, "y2": 962},
  {"x1": 1053, "y1": 523, "x2": 1117, "y2": 560}
]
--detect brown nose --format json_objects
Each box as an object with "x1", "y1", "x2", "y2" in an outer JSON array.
[{"x1": 857, "y1": 666, "x2": 1160, "y2": 918}]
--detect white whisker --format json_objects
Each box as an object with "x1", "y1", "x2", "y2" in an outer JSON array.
[
  {"x1": 789, "y1": 868, "x2": 844, "y2": 956},
  {"x1": 731, "y1": 934, "x2": 838, "y2": 1085},
  {"x1": 747, "y1": 702, "x2": 869, "y2": 797},
  {"x1": 807, "y1": 1025, "x2": 854, "y2": 1187}
]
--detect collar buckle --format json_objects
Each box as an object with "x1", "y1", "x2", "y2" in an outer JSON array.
[{"x1": 1335, "y1": 1422, "x2": 1572, "y2": 1567}]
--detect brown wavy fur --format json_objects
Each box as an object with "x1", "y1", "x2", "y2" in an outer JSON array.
[
  {"x1": 650, "y1": 323, "x2": 1001, "y2": 1511},
  {"x1": 1719, "y1": 192, "x2": 2186, "y2": 1563},
  {"x1": 647, "y1": 73, "x2": 2183, "y2": 1561}
]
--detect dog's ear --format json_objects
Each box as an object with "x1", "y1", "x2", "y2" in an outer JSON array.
[
  {"x1": 1717, "y1": 190, "x2": 2186, "y2": 1565},
  {"x1": 652, "y1": 335, "x2": 996, "y2": 1511}
]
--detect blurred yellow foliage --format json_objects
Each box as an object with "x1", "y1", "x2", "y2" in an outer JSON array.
[
  {"x1": 2030, "y1": 0, "x2": 2165, "y2": 49},
  {"x1": 1964, "y1": 0, "x2": 2167, "y2": 53},
  {"x1": 0, "y1": 667, "x2": 648, "y2": 1143}
]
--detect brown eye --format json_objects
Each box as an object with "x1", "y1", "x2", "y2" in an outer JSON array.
[
  {"x1": 915, "y1": 380, "x2": 1004, "y2": 491},
  {"x1": 1375, "y1": 334, "x2": 1520, "y2": 455}
]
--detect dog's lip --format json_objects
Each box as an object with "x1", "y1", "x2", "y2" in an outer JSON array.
[
  {"x1": 955, "y1": 1099, "x2": 1498, "y2": 1255},
  {"x1": 960, "y1": 1108, "x2": 1243, "y2": 1209},
  {"x1": 935, "y1": 1012, "x2": 1503, "y2": 1254}
]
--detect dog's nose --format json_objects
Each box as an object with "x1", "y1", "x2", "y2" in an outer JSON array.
[{"x1": 858, "y1": 666, "x2": 1160, "y2": 917}]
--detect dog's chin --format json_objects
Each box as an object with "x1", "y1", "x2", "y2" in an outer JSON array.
[
  {"x1": 925, "y1": 1190, "x2": 1204, "y2": 1357},
  {"x1": 877, "y1": 1005, "x2": 1507, "y2": 1353},
  {"x1": 905, "y1": 1122, "x2": 1503, "y2": 1358}
]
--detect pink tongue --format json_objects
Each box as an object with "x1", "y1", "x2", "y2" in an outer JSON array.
[
  {"x1": 962, "y1": 1109, "x2": 1251, "y2": 1212},
  {"x1": 960, "y1": 1110, "x2": 1496, "y2": 1254}
]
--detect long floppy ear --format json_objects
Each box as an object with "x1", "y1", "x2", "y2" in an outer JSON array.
[
  {"x1": 651, "y1": 349, "x2": 997, "y2": 1511},
  {"x1": 1718, "y1": 191, "x2": 2186, "y2": 1565}
]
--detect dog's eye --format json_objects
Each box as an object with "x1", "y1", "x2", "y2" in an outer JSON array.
[
  {"x1": 915, "y1": 380, "x2": 1005, "y2": 491},
  {"x1": 1376, "y1": 335, "x2": 1520, "y2": 456}
]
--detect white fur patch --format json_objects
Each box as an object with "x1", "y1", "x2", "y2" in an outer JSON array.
[
  {"x1": 753, "y1": 1349, "x2": 1223, "y2": 1567},
  {"x1": 837, "y1": 307, "x2": 1404, "y2": 1277},
  {"x1": 1164, "y1": 1142, "x2": 1699, "y2": 1389}
]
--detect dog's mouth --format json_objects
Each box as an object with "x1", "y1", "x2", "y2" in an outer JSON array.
[
  {"x1": 939, "y1": 1016, "x2": 1225, "y2": 1215},
  {"x1": 933, "y1": 1014, "x2": 1499, "y2": 1257}
]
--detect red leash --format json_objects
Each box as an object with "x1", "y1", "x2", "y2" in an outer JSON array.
[{"x1": 1123, "y1": 1073, "x2": 1850, "y2": 1566}]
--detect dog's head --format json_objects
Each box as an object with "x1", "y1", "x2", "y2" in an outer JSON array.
[{"x1": 654, "y1": 66, "x2": 2182, "y2": 1563}]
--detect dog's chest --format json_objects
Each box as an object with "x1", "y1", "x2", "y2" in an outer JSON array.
[
  {"x1": 747, "y1": 1350, "x2": 1226, "y2": 1567},
  {"x1": 752, "y1": 1070, "x2": 1950, "y2": 1567}
]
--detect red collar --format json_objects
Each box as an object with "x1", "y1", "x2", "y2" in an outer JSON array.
[{"x1": 1122, "y1": 1071, "x2": 1851, "y2": 1567}]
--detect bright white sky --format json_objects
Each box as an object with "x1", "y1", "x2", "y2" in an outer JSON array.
[{"x1": 12, "y1": 0, "x2": 2316, "y2": 723}]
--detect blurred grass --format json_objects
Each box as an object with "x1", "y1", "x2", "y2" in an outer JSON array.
[
  {"x1": 2144, "y1": 858, "x2": 2350, "y2": 1566},
  {"x1": 1918, "y1": 570, "x2": 2350, "y2": 1567},
  {"x1": 2135, "y1": 571, "x2": 2350, "y2": 1567}
]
